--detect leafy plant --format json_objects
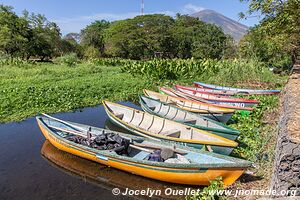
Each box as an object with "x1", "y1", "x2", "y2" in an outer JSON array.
[
  {"x1": 53, "y1": 53, "x2": 78, "y2": 67},
  {"x1": 187, "y1": 177, "x2": 227, "y2": 200}
]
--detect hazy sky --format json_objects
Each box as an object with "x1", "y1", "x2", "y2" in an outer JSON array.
[{"x1": 1, "y1": 0, "x2": 261, "y2": 35}]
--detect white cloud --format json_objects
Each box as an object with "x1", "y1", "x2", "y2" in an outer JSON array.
[
  {"x1": 182, "y1": 3, "x2": 205, "y2": 14},
  {"x1": 52, "y1": 11, "x2": 176, "y2": 35}
]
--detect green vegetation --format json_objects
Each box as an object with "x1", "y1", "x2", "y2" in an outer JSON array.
[
  {"x1": 230, "y1": 95, "x2": 280, "y2": 167},
  {"x1": 0, "y1": 59, "x2": 286, "y2": 125},
  {"x1": 53, "y1": 53, "x2": 79, "y2": 67},
  {"x1": 121, "y1": 58, "x2": 285, "y2": 84},
  {"x1": 187, "y1": 177, "x2": 227, "y2": 200},
  {"x1": 238, "y1": 0, "x2": 299, "y2": 69},
  {"x1": 0, "y1": 62, "x2": 149, "y2": 122}
]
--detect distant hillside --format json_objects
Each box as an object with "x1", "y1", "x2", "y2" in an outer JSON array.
[{"x1": 191, "y1": 9, "x2": 248, "y2": 41}]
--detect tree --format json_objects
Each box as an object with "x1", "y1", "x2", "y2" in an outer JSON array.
[
  {"x1": 239, "y1": 0, "x2": 300, "y2": 63},
  {"x1": 105, "y1": 14, "x2": 175, "y2": 59},
  {"x1": 81, "y1": 20, "x2": 110, "y2": 56},
  {"x1": 23, "y1": 12, "x2": 62, "y2": 60},
  {"x1": 238, "y1": 24, "x2": 291, "y2": 67},
  {"x1": 170, "y1": 14, "x2": 202, "y2": 58},
  {"x1": 0, "y1": 5, "x2": 30, "y2": 58},
  {"x1": 191, "y1": 22, "x2": 231, "y2": 59}
]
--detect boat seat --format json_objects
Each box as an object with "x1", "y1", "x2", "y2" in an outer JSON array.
[
  {"x1": 149, "y1": 106, "x2": 156, "y2": 110},
  {"x1": 184, "y1": 119, "x2": 197, "y2": 124},
  {"x1": 160, "y1": 129, "x2": 181, "y2": 138},
  {"x1": 168, "y1": 100, "x2": 177, "y2": 105},
  {"x1": 114, "y1": 113, "x2": 124, "y2": 119},
  {"x1": 132, "y1": 151, "x2": 149, "y2": 160}
]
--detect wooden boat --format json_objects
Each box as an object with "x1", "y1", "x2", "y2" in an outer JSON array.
[
  {"x1": 159, "y1": 87, "x2": 254, "y2": 111},
  {"x1": 194, "y1": 82, "x2": 281, "y2": 95},
  {"x1": 37, "y1": 115, "x2": 251, "y2": 186},
  {"x1": 141, "y1": 92, "x2": 233, "y2": 124},
  {"x1": 143, "y1": 89, "x2": 235, "y2": 114},
  {"x1": 175, "y1": 85, "x2": 259, "y2": 108},
  {"x1": 103, "y1": 101, "x2": 238, "y2": 155},
  {"x1": 173, "y1": 85, "x2": 237, "y2": 96},
  {"x1": 139, "y1": 95, "x2": 240, "y2": 141}
]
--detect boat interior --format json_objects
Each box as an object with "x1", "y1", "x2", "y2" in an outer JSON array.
[
  {"x1": 140, "y1": 96, "x2": 228, "y2": 131},
  {"x1": 104, "y1": 102, "x2": 223, "y2": 143},
  {"x1": 39, "y1": 117, "x2": 235, "y2": 165}
]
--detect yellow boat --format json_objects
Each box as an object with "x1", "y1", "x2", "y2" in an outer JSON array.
[
  {"x1": 143, "y1": 89, "x2": 235, "y2": 114},
  {"x1": 37, "y1": 115, "x2": 252, "y2": 186}
]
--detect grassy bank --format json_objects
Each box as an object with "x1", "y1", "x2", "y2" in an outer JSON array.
[
  {"x1": 0, "y1": 63, "x2": 152, "y2": 122},
  {"x1": 0, "y1": 59, "x2": 286, "y2": 123}
]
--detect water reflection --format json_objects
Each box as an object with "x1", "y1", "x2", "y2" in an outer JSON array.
[{"x1": 41, "y1": 140, "x2": 186, "y2": 199}]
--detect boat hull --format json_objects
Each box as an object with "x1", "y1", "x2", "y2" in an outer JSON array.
[
  {"x1": 206, "y1": 100, "x2": 257, "y2": 108},
  {"x1": 198, "y1": 113, "x2": 233, "y2": 123},
  {"x1": 140, "y1": 103, "x2": 239, "y2": 141},
  {"x1": 37, "y1": 120, "x2": 245, "y2": 186},
  {"x1": 194, "y1": 82, "x2": 281, "y2": 95}
]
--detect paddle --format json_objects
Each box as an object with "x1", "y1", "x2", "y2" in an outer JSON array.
[
  {"x1": 42, "y1": 113, "x2": 142, "y2": 142},
  {"x1": 47, "y1": 124, "x2": 153, "y2": 153}
]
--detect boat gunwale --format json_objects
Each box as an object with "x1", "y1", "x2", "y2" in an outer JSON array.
[
  {"x1": 175, "y1": 85, "x2": 259, "y2": 103},
  {"x1": 102, "y1": 101, "x2": 238, "y2": 147},
  {"x1": 193, "y1": 82, "x2": 281, "y2": 94}
]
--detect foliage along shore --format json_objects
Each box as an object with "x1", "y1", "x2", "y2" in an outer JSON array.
[{"x1": 0, "y1": 58, "x2": 286, "y2": 124}]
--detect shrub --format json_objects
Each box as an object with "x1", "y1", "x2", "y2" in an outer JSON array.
[
  {"x1": 187, "y1": 177, "x2": 227, "y2": 200},
  {"x1": 83, "y1": 46, "x2": 100, "y2": 59},
  {"x1": 53, "y1": 53, "x2": 78, "y2": 67}
]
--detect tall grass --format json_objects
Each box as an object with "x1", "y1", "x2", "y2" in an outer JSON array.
[{"x1": 120, "y1": 58, "x2": 286, "y2": 88}]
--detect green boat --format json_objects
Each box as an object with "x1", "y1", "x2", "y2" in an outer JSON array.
[
  {"x1": 139, "y1": 95, "x2": 240, "y2": 141},
  {"x1": 103, "y1": 101, "x2": 238, "y2": 155}
]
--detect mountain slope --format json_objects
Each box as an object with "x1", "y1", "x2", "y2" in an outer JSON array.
[{"x1": 191, "y1": 9, "x2": 248, "y2": 41}]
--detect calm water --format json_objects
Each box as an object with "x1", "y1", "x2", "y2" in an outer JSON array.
[{"x1": 0, "y1": 102, "x2": 189, "y2": 200}]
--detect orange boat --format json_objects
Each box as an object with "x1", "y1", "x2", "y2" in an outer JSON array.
[{"x1": 37, "y1": 115, "x2": 252, "y2": 186}]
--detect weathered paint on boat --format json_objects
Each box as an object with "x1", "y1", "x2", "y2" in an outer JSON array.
[
  {"x1": 143, "y1": 89, "x2": 235, "y2": 114},
  {"x1": 174, "y1": 85, "x2": 237, "y2": 96},
  {"x1": 139, "y1": 95, "x2": 240, "y2": 141},
  {"x1": 175, "y1": 85, "x2": 259, "y2": 108},
  {"x1": 103, "y1": 101, "x2": 238, "y2": 155},
  {"x1": 37, "y1": 116, "x2": 252, "y2": 186},
  {"x1": 194, "y1": 82, "x2": 281, "y2": 95},
  {"x1": 159, "y1": 87, "x2": 254, "y2": 111}
]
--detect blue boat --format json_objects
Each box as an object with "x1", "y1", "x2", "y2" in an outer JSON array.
[{"x1": 194, "y1": 82, "x2": 280, "y2": 95}]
